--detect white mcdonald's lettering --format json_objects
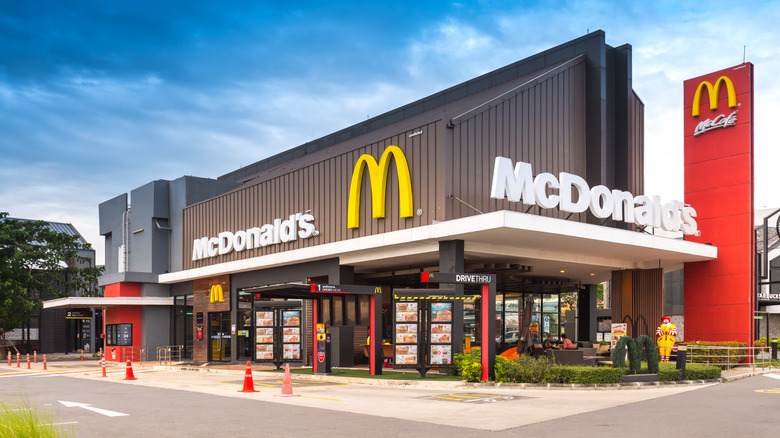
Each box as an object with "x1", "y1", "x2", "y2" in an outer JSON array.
[
  {"x1": 490, "y1": 157, "x2": 699, "y2": 235},
  {"x1": 192, "y1": 213, "x2": 317, "y2": 261}
]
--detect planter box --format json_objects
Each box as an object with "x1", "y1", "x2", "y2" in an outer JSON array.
[{"x1": 622, "y1": 373, "x2": 658, "y2": 383}]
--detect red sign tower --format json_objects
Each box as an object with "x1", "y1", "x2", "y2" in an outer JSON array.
[{"x1": 683, "y1": 63, "x2": 754, "y2": 345}]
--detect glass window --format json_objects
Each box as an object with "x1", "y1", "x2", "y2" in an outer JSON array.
[
  {"x1": 321, "y1": 297, "x2": 331, "y2": 325},
  {"x1": 332, "y1": 297, "x2": 343, "y2": 325},
  {"x1": 345, "y1": 296, "x2": 357, "y2": 325},
  {"x1": 358, "y1": 295, "x2": 370, "y2": 325}
]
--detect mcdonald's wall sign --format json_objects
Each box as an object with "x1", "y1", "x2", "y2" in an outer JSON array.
[
  {"x1": 683, "y1": 63, "x2": 754, "y2": 345},
  {"x1": 347, "y1": 145, "x2": 414, "y2": 229},
  {"x1": 209, "y1": 284, "x2": 224, "y2": 303}
]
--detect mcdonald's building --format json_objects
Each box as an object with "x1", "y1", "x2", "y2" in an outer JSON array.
[{"x1": 76, "y1": 30, "x2": 759, "y2": 367}]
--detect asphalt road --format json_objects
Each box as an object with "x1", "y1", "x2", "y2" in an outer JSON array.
[{"x1": 1, "y1": 364, "x2": 779, "y2": 437}]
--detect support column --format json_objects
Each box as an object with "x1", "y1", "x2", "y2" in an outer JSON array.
[
  {"x1": 577, "y1": 285, "x2": 598, "y2": 342},
  {"x1": 439, "y1": 240, "x2": 464, "y2": 354}
]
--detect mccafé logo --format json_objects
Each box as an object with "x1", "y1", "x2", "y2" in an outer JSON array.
[
  {"x1": 192, "y1": 212, "x2": 318, "y2": 261},
  {"x1": 209, "y1": 285, "x2": 224, "y2": 303},
  {"x1": 490, "y1": 157, "x2": 699, "y2": 235},
  {"x1": 691, "y1": 75, "x2": 738, "y2": 136},
  {"x1": 347, "y1": 145, "x2": 413, "y2": 229}
]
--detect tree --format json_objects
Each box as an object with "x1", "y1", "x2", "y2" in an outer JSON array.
[{"x1": 0, "y1": 212, "x2": 103, "y2": 335}]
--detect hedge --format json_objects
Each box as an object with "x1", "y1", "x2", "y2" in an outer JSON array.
[{"x1": 453, "y1": 351, "x2": 720, "y2": 383}]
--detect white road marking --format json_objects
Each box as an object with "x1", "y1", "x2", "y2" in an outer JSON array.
[
  {"x1": 764, "y1": 373, "x2": 780, "y2": 380},
  {"x1": 58, "y1": 400, "x2": 129, "y2": 417}
]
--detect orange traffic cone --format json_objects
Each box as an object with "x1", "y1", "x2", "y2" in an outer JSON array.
[
  {"x1": 43, "y1": 354, "x2": 47, "y2": 370},
  {"x1": 238, "y1": 361, "x2": 258, "y2": 393},
  {"x1": 7, "y1": 352, "x2": 10, "y2": 367},
  {"x1": 101, "y1": 354, "x2": 107, "y2": 377},
  {"x1": 123, "y1": 359, "x2": 136, "y2": 380},
  {"x1": 275, "y1": 363, "x2": 299, "y2": 397}
]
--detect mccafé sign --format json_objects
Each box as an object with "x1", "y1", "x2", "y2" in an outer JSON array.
[
  {"x1": 490, "y1": 157, "x2": 699, "y2": 235},
  {"x1": 192, "y1": 213, "x2": 318, "y2": 261},
  {"x1": 691, "y1": 75, "x2": 738, "y2": 136}
]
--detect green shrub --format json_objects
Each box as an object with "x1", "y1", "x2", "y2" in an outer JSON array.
[
  {"x1": 452, "y1": 348, "x2": 484, "y2": 382},
  {"x1": 570, "y1": 366, "x2": 624, "y2": 384},
  {"x1": 656, "y1": 362, "x2": 720, "y2": 381},
  {"x1": 500, "y1": 355, "x2": 556, "y2": 383}
]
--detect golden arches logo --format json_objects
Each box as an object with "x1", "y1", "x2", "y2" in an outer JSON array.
[
  {"x1": 347, "y1": 145, "x2": 413, "y2": 229},
  {"x1": 209, "y1": 285, "x2": 224, "y2": 303},
  {"x1": 692, "y1": 76, "x2": 737, "y2": 117}
]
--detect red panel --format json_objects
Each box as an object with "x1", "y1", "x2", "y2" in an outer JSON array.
[
  {"x1": 690, "y1": 216, "x2": 754, "y2": 247},
  {"x1": 683, "y1": 154, "x2": 752, "y2": 192},
  {"x1": 683, "y1": 63, "x2": 754, "y2": 346},
  {"x1": 104, "y1": 282, "x2": 142, "y2": 298},
  {"x1": 105, "y1": 305, "x2": 143, "y2": 363}
]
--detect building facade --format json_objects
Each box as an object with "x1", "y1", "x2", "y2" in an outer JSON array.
[{"x1": 90, "y1": 31, "x2": 717, "y2": 365}]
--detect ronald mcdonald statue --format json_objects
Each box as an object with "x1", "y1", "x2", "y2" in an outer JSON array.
[{"x1": 656, "y1": 316, "x2": 677, "y2": 363}]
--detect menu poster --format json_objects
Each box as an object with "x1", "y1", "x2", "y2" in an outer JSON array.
[
  {"x1": 395, "y1": 324, "x2": 417, "y2": 334},
  {"x1": 283, "y1": 311, "x2": 301, "y2": 326},
  {"x1": 256, "y1": 327, "x2": 274, "y2": 343},
  {"x1": 256, "y1": 311, "x2": 273, "y2": 327},
  {"x1": 395, "y1": 311, "x2": 418, "y2": 322},
  {"x1": 431, "y1": 324, "x2": 451, "y2": 334},
  {"x1": 430, "y1": 333, "x2": 451, "y2": 344},
  {"x1": 283, "y1": 334, "x2": 300, "y2": 343},
  {"x1": 395, "y1": 332, "x2": 418, "y2": 344},
  {"x1": 395, "y1": 302, "x2": 418, "y2": 313},
  {"x1": 395, "y1": 344, "x2": 417, "y2": 365},
  {"x1": 256, "y1": 344, "x2": 274, "y2": 360},
  {"x1": 430, "y1": 345, "x2": 452, "y2": 365},
  {"x1": 431, "y1": 302, "x2": 453, "y2": 322},
  {"x1": 283, "y1": 344, "x2": 301, "y2": 360}
]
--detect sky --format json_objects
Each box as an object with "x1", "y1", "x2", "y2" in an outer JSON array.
[{"x1": 2, "y1": 0, "x2": 779, "y2": 265}]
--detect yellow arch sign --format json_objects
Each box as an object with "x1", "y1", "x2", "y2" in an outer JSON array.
[
  {"x1": 209, "y1": 285, "x2": 224, "y2": 303},
  {"x1": 692, "y1": 76, "x2": 737, "y2": 117},
  {"x1": 347, "y1": 145, "x2": 413, "y2": 229}
]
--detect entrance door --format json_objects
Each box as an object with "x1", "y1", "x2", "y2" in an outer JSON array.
[{"x1": 209, "y1": 312, "x2": 231, "y2": 361}]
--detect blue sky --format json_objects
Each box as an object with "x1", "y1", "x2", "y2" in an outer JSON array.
[{"x1": 2, "y1": 1, "x2": 779, "y2": 264}]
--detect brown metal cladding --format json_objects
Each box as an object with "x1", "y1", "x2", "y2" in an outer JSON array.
[
  {"x1": 610, "y1": 269, "x2": 662, "y2": 338},
  {"x1": 183, "y1": 121, "x2": 444, "y2": 270},
  {"x1": 447, "y1": 58, "x2": 588, "y2": 221}
]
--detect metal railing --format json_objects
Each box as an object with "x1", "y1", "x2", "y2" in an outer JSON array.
[
  {"x1": 118, "y1": 345, "x2": 185, "y2": 365},
  {"x1": 686, "y1": 345, "x2": 772, "y2": 371},
  {"x1": 156, "y1": 345, "x2": 184, "y2": 366}
]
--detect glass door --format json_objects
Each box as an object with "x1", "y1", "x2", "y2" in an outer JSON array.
[{"x1": 209, "y1": 312, "x2": 231, "y2": 362}]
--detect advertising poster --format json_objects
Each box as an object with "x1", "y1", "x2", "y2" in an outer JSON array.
[
  {"x1": 431, "y1": 302, "x2": 453, "y2": 322},
  {"x1": 395, "y1": 332, "x2": 417, "y2": 344},
  {"x1": 611, "y1": 323, "x2": 627, "y2": 349},
  {"x1": 283, "y1": 311, "x2": 300, "y2": 326},
  {"x1": 430, "y1": 333, "x2": 451, "y2": 344}
]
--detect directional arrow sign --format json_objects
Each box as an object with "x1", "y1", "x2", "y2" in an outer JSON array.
[{"x1": 59, "y1": 400, "x2": 128, "y2": 417}]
